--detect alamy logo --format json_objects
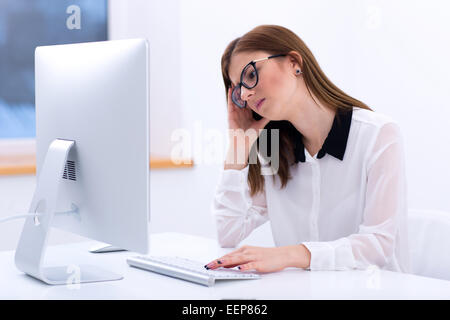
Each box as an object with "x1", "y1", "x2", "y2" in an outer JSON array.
[
  {"x1": 365, "y1": 264, "x2": 381, "y2": 289},
  {"x1": 170, "y1": 122, "x2": 280, "y2": 175},
  {"x1": 66, "y1": 5, "x2": 81, "y2": 30},
  {"x1": 366, "y1": 5, "x2": 382, "y2": 30},
  {"x1": 66, "y1": 264, "x2": 81, "y2": 289}
]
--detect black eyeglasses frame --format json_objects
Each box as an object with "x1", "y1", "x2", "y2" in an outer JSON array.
[{"x1": 231, "y1": 54, "x2": 286, "y2": 108}]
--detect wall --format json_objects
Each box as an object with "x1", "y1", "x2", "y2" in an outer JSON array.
[
  {"x1": 108, "y1": 0, "x2": 182, "y2": 157},
  {"x1": 179, "y1": 0, "x2": 450, "y2": 212}
]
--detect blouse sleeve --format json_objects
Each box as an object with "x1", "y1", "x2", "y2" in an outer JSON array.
[
  {"x1": 302, "y1": 122, "x2": 410, "y2": 272},
  {"x1": 211, "y1": 166, "x2": 269, "y2": 248}
]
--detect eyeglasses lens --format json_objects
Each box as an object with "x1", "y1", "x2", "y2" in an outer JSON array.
[
  {"x1": 232, "y1": 85, "x2": 246, "y2": 108},
  {"x1": 242, "y1": 64, "x2": 257, "y2": 88},
  {"x1": 230, "y1": 63, "x2": 258, "y2": 108}
]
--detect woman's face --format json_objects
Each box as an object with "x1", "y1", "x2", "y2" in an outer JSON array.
[{"x1": 228, "y1": 51, "x2": 301, "y2": 120}]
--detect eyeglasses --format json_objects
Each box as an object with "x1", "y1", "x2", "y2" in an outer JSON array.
[{"x1": 231, "y1": 54, "x2": 286, "y2": 108}]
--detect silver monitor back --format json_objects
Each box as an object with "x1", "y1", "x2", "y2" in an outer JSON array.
[{"x1": 35, "y1": 39, "x2": 149, "y2": 254}]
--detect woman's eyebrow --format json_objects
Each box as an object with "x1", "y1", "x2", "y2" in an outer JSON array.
[{"x1": 230, "y1": 72, "x2": 241, "y2": 86}]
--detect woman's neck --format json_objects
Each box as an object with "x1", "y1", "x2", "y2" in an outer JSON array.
[{"x1": 285, "y1": 91, "x2": 336, "y2": 153}]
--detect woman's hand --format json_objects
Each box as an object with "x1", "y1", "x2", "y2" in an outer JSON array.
[
  {"x1": 227, "y1": 87, "x2": 270, "y2": 133},
  {"x1": 225, "y1": 87, "x2": 270, "y2": 170},
  {"x1": 204, "y1": 244, "x2": 311, "y2": 273}
]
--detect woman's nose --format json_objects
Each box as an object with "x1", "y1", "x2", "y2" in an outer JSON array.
[{"x1": 240, "y1": 86, "x2": 254, "y2": 102}]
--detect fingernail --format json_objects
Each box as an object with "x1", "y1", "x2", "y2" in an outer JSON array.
[
  {"x1": 204, "y1": 265, "x2": 210, "y2": 270},
  {"x1": 217, "y1": 260, "x2": 222, "y2": 264},
  {"x1": 238, "y1": 266, "x2": 241, "y2": 270}
]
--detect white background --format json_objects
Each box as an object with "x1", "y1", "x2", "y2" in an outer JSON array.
[{"x1": 0, "y1": 0, "x2": 449, "y2": 251}]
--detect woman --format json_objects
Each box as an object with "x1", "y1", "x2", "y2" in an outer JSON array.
[{"x1": 205, "y1": 25, "x2": 410, "y2": 273}]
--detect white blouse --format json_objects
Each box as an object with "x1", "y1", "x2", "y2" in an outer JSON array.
[{"x1": 211, "y1": 107, "x2": 411, "y2": 273}]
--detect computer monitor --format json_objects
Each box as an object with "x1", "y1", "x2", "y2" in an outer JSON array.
[{"x1": 14, "y1": 39, "x2": 150, "y2": 285}]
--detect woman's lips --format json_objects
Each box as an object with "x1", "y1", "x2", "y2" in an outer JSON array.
[{"x1": 255, "y1": 98, "x2": 265, "y2": 110}]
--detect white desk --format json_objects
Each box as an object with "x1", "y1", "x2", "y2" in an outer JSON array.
[{"x1": 1, "y1": 232, "x2": 450, "y2": 299}]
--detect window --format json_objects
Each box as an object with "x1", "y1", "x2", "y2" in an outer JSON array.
[{"x1": 0, "y1": 0, "x2": 107, "y2": 174}]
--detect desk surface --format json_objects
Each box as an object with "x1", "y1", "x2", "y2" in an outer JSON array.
[{"x1": 1, "y1": 232, "x2": 450, "y2": 299}]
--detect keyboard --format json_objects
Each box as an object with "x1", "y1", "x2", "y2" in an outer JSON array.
[{"x1": 126, "y1": 255, "x2": 260, "y2": 287}]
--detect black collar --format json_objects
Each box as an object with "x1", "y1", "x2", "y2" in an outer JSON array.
[{"x1": 294, "y1": 107, "x2": 353, "y2": 163}]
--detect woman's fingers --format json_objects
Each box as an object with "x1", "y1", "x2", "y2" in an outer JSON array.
[
  {"x1": 205, "y1": 250, "x2": 255, "y2": 270},
  {"x1": 237, "y1": 261, "x2": 259, "y2": 271},
  {"x1": 227, "y1": 85, "x2": 270, "y2": 131},
  {"x1": 227, "y1": 87, "x2": 234, "y2": 112},
  {"x1": 204, "y1": 251, "x2": 238, "y2": 269}
]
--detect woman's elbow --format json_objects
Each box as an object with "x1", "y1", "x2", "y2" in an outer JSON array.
[{"x1": 214, "y1": 216, "x2": 242, "y2": 248}]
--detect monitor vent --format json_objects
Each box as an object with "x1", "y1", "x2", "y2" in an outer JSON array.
[{"x1": 62, "y1": 160, "x2": 76, "y2": 181}]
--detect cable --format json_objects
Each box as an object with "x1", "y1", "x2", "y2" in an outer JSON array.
[
  {"x1": 0, "y1": 207, "x2": 80, "y2": 225},
  {"x1": 0, "y1": 213, "x2": 43, "y2": 224}
]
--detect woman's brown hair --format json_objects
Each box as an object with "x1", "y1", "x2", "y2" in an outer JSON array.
[{"x1": 221, "y1": 25, "x2": 372, "y2": 197}]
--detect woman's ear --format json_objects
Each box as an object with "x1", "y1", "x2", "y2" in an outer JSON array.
[{"x1": 287, "y1": 51, "x2": 303, "y2": 71}]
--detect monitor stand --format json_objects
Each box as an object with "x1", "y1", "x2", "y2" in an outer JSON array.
[
  {"x1": 89, "y1": 242, "x2": 127, "y2": 253},
  {"x1": 14, "y1": 139, "x2": 123, "y2": 285}
]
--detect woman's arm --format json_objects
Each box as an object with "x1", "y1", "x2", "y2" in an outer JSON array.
[{"x1": 212, "y1": 162, "x2": 269, "y2": 248}]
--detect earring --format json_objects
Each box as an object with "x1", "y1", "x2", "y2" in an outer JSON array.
[{"x1": 296, "y1": 69, "x2": 302, "y2": 75}]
